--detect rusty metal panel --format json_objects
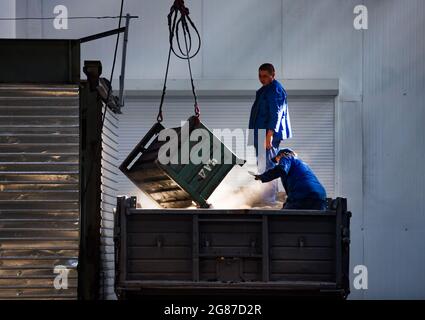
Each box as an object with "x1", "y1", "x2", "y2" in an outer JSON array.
[{"x1": 0, "y1": 84, "x2": 80, "y2": 299}]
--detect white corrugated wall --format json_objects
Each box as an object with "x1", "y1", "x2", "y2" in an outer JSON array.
[
  {"x1": 361, "y1": 0, "x2": 425, "y2": 298},
  {"x1": 100, "y1": 107, "x2": 120, "y2": 300}
]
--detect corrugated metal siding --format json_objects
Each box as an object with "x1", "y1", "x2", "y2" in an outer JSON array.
[
  {"x1": 362, "y1": 0, "x2": 425, "y2": 298},
  {"x1": 0, "y1": 84, "x2": 79, "y2": 299},
  {"x1": 117, "y1": 95, "x2": 335, "y2": 205},
  {"x1": 99, "y1": 107, "x2": 120, "y2": 300}
]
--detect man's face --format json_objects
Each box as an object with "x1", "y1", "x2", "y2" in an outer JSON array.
[{"x1": 259, "y1": 70, "x2": 275, "y2": 86}]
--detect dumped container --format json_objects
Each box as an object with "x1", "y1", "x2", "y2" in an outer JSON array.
[{"x1": 119, "y1": 116, "x2": 245, "y2": 208}]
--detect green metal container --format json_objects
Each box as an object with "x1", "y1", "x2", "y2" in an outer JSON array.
[{"x1": 120, "y1": 116, "x2": 245, "y2": 208}]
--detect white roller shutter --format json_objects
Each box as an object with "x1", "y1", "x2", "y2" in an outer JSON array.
[
  {"x1": 117, "y1": 95, "x2": 335, "y2": 205},
  {"x1": 282, "y1": 97, "x2": 335, "y2": 197}
]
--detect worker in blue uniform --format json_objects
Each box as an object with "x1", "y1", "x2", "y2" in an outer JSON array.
[
  {"x1": 248, "y1": 63, "x2": 292, "y2": 205},
  {"x1": 254, "y1": 148, "x2": 327, "y2": 210}
]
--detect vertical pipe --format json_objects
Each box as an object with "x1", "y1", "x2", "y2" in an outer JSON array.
[
  {"x1": 119, "y1": 13, "x2": 131, "y2": 108},
  {"x1": 119, "y1": 197, "x2": 129, "y2": 286},
  {"x1": 335, "y1": 198, "x2": 344, "y2": 288}
]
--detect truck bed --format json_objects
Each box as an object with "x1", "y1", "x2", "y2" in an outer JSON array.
[{"x1": 114, "y1": 197, "x2": 351, "y2": 299}]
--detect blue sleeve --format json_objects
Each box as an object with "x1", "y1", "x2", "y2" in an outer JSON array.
[
  {"x1": 259, "y1": 165, "x2": 284, "y2": 183},
  {"x1": 280, "y1": 157, "x2": 292, "y2": 174},
  {"x1": 266, "y1": 86, "x2": 285, "y2": 132}
]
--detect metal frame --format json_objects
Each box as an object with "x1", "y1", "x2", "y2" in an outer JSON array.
[
  {"x1": 78, "y1": 78, "x2": 104, "y2": 300},
  {"x1": 79, "y1": 14, "x2": 138, "y2": 111}
]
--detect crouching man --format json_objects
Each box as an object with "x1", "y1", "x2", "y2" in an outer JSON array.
[{"x1": 254, "y1": 148, "x2": 327, "y2": 210}]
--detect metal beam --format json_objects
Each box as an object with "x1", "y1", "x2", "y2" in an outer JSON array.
[
  {"x1": 80, "y1": 26, "x2": 126, "y2": 44},
  {"x1": 114, "y1": 79, "x2": 340, "y2": 98},
  {"x1": 119, "y1": 14, "x2": 131, "y2": 108}
]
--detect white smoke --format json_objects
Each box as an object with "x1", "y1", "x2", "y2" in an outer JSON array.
[
  {"x1": 208, "y1": 165, "x2": 282, "y2": 209},
  {"x1": 131, "y1": 165, "x2": 284, "y2": 210}
]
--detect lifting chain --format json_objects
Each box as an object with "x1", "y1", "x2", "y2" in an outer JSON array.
[{"x1": 157, "y1": 0, "x2": 201, "y2": 123}]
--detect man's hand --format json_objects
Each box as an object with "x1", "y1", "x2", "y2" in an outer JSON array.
[
  {"x1": 249, "y1": 171, "x2": 261, "y2": 180},
  {"x1": 264, "y1": 130, "x2": 274, "y2": 150}
]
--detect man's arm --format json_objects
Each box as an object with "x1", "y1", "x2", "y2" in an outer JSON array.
[
  {"x1": 265, "y1": 87, "x2": 285, "y2": 149},
  {"x1": 256, "y1": 165, "x2": 285, "y2": 183},
  {"x1": 264, "y1": 129, "x2": 274, "y2": 150}
]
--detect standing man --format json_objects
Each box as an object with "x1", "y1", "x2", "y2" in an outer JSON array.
[{"x1": 248, "y1": 63, "x2": 292, "y2": 205}]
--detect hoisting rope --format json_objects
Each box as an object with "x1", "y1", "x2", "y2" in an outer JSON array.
[{"x1": 157, "y1": 0, "x2": 201, "y2": 123}]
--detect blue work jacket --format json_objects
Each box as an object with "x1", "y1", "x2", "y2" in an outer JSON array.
[
  {"x1": 248, "y1": 79, "x2": 292, "y2": 143},
  {"x1": 259, "y1": 155, "x2": 327, "y2": 203}
]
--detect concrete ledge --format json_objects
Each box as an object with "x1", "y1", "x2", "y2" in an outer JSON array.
[{"x1": 113, "y1": 79, "x2": 339, "y2": 98}]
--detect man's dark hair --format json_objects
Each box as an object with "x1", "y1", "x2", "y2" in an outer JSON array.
[
  {"x1": 272, "y1": 148, "x2": 297, "y2": 163},
  {"x1": 259, "y1": 63, "x2": 275, "y2": 75}
]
